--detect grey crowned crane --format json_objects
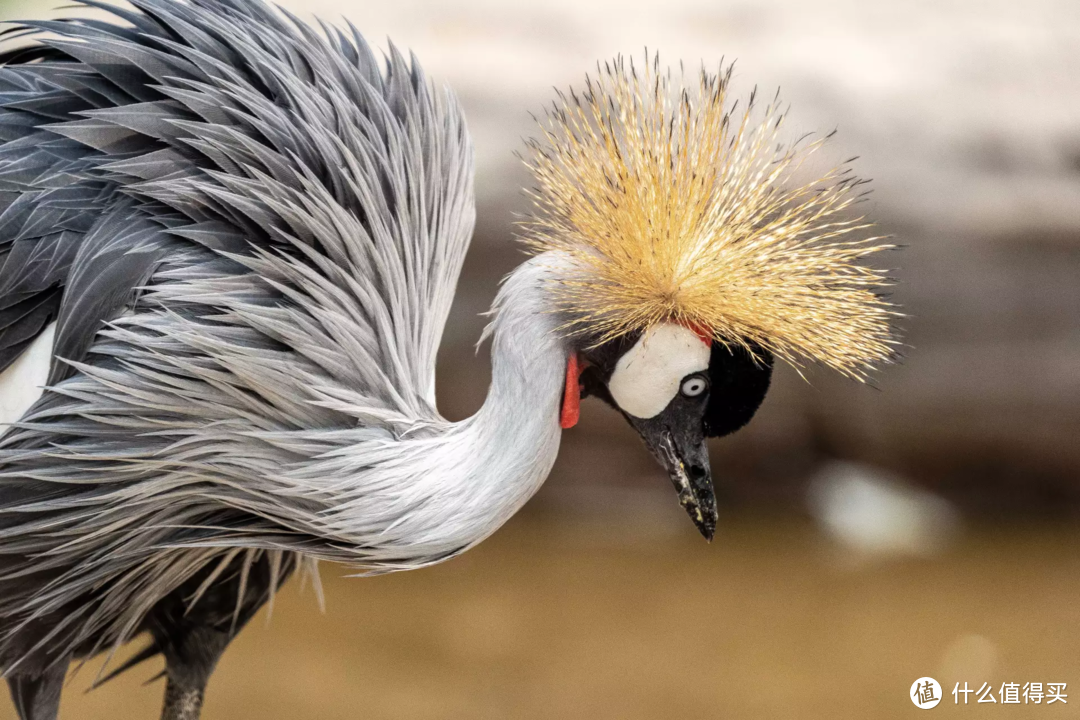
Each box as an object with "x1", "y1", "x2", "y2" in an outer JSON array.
[{"x1": 0, "y1": 0, "x2": 897, "y2": 718}]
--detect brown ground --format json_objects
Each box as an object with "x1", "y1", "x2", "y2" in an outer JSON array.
[{"x1": 2, "y1": 513, "x2": 1080, "y2": 720}]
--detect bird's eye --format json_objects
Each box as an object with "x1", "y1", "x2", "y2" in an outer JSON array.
[{"x1": 680, "y1": 375, "x2": 708, "y2": 398}]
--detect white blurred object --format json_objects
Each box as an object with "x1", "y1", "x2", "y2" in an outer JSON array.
[{"x1": 808, "y1": 461, "x2": 960, "y2": 558}]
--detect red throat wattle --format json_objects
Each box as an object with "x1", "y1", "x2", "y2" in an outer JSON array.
[{"x1": 560, "y1": 353, "x2": 581, "y2": 429}]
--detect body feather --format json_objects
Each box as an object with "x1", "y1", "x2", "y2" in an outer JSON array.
[{"x1": 0, "y1": 0, "x2": 523, "y2": 675}]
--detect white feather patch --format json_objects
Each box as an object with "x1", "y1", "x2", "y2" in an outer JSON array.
[
  {"x1": 0, "y1": 321, "x2": 55, "y2": 428},
  {"x1": 608, "y1": 322, "x2": 710, "y2": 419}
]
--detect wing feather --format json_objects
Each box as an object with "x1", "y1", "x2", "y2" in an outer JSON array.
[
  {"x1": 0, "y1": 0, "x2": 475, "y2": 667},
  {"x1": 0, "y1": 0, "x2": 473, "y2": 414}
]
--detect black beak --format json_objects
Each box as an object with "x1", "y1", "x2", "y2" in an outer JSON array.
[{"x1": 627, "y1": 414, "x2": 716, "y2": 541}]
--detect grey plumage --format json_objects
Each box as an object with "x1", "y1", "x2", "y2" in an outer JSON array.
[{"x1": 0, "y1": 0, "x2": 572, "y2": 702}]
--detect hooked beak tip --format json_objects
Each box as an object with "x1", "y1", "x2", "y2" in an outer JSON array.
[{"x1": 700, "y1": 518, "x2": 717, "y2": 543}]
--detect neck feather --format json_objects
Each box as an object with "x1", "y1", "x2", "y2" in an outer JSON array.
[
  {"x1": 315, "y1": 255, "x2": 571, "y2": 567},
  {"x1": 455, "y1": 255, "x2": 570, "y2": 529}
]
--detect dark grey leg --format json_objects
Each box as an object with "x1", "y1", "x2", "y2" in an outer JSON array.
[
  {"x1": 159, "y1": 627, "x2": 231, "y2": 720},
  {"x1": 161, "y1": 677, "x2": 205, "y2": 720},
  {"x1": 6, "y1": 662, "x2": 67, "y2": 720}
]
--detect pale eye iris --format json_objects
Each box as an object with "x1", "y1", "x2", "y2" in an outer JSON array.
[{"x1": 680, "y1": 376, "x2": 707, "y2": 397}]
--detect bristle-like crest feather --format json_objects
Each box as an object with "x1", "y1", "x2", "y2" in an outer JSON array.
[{"x1": 521, "y1": 55, "x2": 899, "y2": 379}]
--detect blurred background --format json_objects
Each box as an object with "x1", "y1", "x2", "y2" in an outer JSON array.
[{"x1": 2, "y1": 0, "x2": 1080, "y2": 717}]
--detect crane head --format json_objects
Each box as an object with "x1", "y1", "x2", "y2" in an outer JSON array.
[
  {"x1": 524, "y1": 56, "x2": 898, "y2": 539},
  {"x1": 576, "y1": 323, "x2": 773, "y2": 541}
]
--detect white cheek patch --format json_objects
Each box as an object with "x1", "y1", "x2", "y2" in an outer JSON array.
[{"x1": 608, "y1": 323, "x2": 711, "y2": 419}]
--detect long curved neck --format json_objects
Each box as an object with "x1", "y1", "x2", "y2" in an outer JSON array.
[
  {"x1": 321, "y1": 256, "x2": 571, "y2": 567},
  {"x1": 446, "y1": 255, "x2": 571, "y2": 538},
  {"x1": 465, "y1": 254, "x2": 570, "y2": 484}
]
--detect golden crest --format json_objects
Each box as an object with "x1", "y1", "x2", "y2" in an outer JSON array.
[{"x1": 521, "y1": 55, "x2": 899, "y2": 379}]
